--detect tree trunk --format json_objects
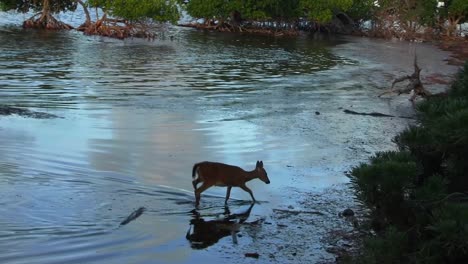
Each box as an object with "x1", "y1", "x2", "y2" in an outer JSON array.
[
  {"x1": 76, "y1": 0, "x2": 91, "y2": 26},
  {"x1": 446, "y1": 17, "x2": 461, "y2": 37},
  {"x1": 40, "y1": 0, "x2": 50, "y2": 22}
]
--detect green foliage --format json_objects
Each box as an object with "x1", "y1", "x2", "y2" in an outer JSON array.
[
  {"x1": 300, "y1": 0, "x2": 353, "y2": 23},
  {"x1": 424, "y1": 203, "x2": 468, "y2": 263},
  {"x1": 445, "y1": 0, "x2": 468, "y2": 21},
  {"x1": 262, "y1": 0, "x2": 301, "y2": 20},
  {"x1": 417, "y1": 0, "x2": 439, "y2": 26},
  {"x1": 182, "y1": 0, "x2": 227, "y2": 20},
  {"x1": 414, "y1": 175, "x2": 448, "y2": 201},
  {"x1": 449, "y1": 62, "x2": 468, "y2": 98},
  {"x1": 351, "y1": 151, "x2": 418, "y2": 227},
  {"x1": 434, "y1": 0, "x2": 468, "y2": 35},
  {"x1": 376, "y1": 0, "x2": 438, "y2": 27},
  {"x1": 360, "y1": 226, "x2": 409, "y2": 264},
  {"x1": 0, "y1": 0, "x2": 18, "y2": 11},
  {"x1": 87, "y1": 0, "x2": 180, "y2": 23},
  {"x1": 346, "y1": 0, "x2": 374, "y2": 22},
  {"x1": 180, "y1": 0, "x2": 302, "y2": 21},
  {"x1": 395, "y1": 126, "x2": 443, "y2": 178},
  {"x1": 180, "y1": 0, "x2": 354, "y2": 24},
  {"x1": 0, "y1": 0, "x2": 77, "y2": 13},
  {"x1": 352, "y1": 151, "x2": 418, "y2": 205}
]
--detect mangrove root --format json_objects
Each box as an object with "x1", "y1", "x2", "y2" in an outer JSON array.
[
  {"x1": 178, "y1": 21, "x2": 299, "y2": 37},
  {"x1": 23, "y1": 12, "x2": 73, "y2": 30},
  {"x1": 77, "y1": 19, "x2": 156, "y2": 40}
]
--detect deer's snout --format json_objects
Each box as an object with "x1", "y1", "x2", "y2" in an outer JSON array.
[{"x1": 265, "y1": 179, "x2": 270, "y2": 184}]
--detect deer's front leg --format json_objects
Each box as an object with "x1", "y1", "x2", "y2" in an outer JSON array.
[
  {"x1": 225, "y1": 186, "x2": 232, "y2": 204},
  {"x1": 239, "y1": 184, "x2": 256, "y2": 203}
]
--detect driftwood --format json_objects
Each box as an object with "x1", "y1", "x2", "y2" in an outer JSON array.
[
  {"x1": 379, "y1": 55, "x2": 432, "y2": 104},
  {"x1": 343, "y1": 109, "x2": 414, "y2": 119}
]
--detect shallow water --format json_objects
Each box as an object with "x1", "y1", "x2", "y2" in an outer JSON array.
[{"x1": 0, "y1": 16, "x2": 459, "y2": 263}]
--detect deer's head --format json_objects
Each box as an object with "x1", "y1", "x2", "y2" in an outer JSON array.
[{"x1": 256, "y1": 160, "x2": 270, "y2": 184}]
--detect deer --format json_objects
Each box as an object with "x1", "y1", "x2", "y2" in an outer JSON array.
[{"x1": 192, "y1": 161, "x2": 270, "y2": 206}]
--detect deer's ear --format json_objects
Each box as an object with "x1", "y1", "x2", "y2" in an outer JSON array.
[
  {"x1": 260, "y1": 161, "x2": 263, "y2": 167},
  {"x1": 256, "y1": 161, "x2": 260, "y2": 167}
]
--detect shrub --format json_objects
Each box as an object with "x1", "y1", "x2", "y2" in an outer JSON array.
[
  {"x1": 422, "y1": 203, "x2": 468, "y2": 263},
  {"x1": 351, "y1": 61, "x2": 468, "y2": 263},
  {"x1": 360, "y1": 226, "x2": 410, "y2": 264},
  {"x1": 351, "y1": 151, "x2": 419, "y2": 229}
]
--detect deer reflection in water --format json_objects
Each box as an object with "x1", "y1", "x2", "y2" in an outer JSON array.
[{"x1": 186, "y1": 203, "x2": 255, "y2": 249}]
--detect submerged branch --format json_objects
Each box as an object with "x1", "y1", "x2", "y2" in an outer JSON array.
[
  {"x1": 120, "y1": 207, "x2": 146, "y2": 226},
  {"x1": 0, "y1": 106, "x2": 61, "y2": 119}
]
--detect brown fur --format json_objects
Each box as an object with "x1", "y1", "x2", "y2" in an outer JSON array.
[{"x1": 192, "y1": 161, "x2": 270, "y2": 206}]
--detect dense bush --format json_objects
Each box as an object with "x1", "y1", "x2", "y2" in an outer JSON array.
[{"x1": 350, "y1": 62, "x2": 468, "y2": 263}]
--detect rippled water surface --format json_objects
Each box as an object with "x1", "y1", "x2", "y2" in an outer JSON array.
[{"x1": 0, "y1": 18, "x2": 459, "y2": 263}]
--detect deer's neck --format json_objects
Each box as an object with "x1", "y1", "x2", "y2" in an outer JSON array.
[{"x1": 244, "y1": 169, "x2": 258, "y2": 182}]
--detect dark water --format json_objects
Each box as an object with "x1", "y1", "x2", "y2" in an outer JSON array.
[{"x1": 0, "y1": 22, "x2": 458, "y2": 263}]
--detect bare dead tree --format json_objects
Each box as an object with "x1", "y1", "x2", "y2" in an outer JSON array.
[{"x1": 379, "y1": 55, "x2": 432, "y2": 105}]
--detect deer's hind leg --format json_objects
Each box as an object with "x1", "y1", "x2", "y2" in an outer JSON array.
[
  {"x1": 194, "y1": 182, "x2": 211, "y2": 206},
  {"x1": 225, "y1": 186, "x2": 232, "y2": 204}
]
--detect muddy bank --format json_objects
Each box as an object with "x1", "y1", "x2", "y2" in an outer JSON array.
[
  {"x1": 438, "y1": 39, "x2": 468, "y2": 66},
  {"x1": 196, "y1": 185, "x2": 362, "y2": 264}
]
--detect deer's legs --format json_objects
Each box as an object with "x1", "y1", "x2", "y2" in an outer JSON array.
[
  {"x1": 225, "y1": 186, "x2": 232, "y2": 204},
  {"x1": 239, "y1": 184, "x2": 256, "y2": 203}
]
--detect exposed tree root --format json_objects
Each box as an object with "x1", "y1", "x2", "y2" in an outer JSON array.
[
  {"x1": 23, "y1": 12, "x2": 73, "y2": 30},
  {"x1": 178, "y1": 14, "x2": 356, "y2": 37},
  {"x1": 77, "y1": 19, "x2": 156, "y2": 40}
]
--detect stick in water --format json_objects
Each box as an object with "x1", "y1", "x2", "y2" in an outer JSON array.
[{"x1": 120, "y1": 207, "x2": 146, "y2": 226}]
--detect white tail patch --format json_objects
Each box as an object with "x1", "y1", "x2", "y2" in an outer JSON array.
[{"x1": 193, "y1": 166, "x2": 200, "y2": 180}]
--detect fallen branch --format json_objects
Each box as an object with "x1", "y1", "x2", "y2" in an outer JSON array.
[{"x1": 343, "y1": 109, "x2": 414, "y2": 119}]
